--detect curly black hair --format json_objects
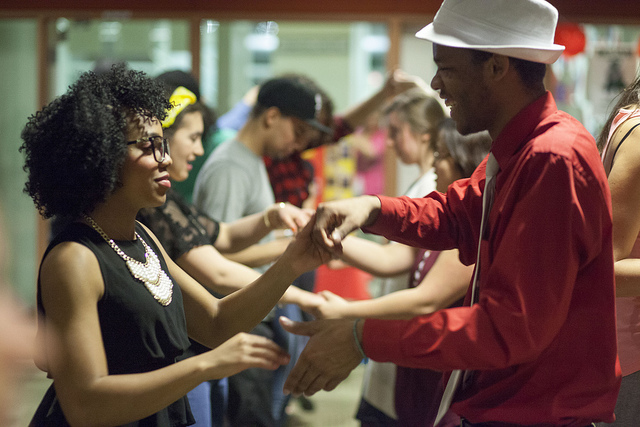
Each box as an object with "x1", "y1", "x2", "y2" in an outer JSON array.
[{"x1": 20, "y1": 64, "x2": 172, "y2": 219}]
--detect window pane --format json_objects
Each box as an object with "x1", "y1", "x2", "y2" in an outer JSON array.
[
  {"x1": 202, "y1": 20, "x2": 388, "y2": 115},
  {"x1": 49, "y1": 18, "x2": 190, "y2": 97}
]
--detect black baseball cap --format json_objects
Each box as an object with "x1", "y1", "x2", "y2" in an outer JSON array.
[{"x1": 257, "y1": 77, "x2": 333, "y2": 135}]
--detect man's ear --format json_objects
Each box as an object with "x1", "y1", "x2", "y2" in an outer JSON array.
[
  {"x1": 486, "y1": 53, "x2": 510, "y2": 82},
  {"x1": 263, "y1": 106, "x2": 282, "y2": 129}
]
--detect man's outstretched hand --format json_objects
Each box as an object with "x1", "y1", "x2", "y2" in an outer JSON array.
[
  {"x1": 279, "y1": 316, "x2": 364, "y2": 396},
  {"x1": 313, "y1": 195, "x2": 382, "y2": 256}
]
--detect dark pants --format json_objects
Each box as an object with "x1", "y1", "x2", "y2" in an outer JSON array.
[
  {"x1": 461, "y1": 420, "x2": 596, "y2": 427},
  {"x1": 596, "y1": 369, "x2": 640, "y2": 427},
  {"x1": 226, "y1": 322, "x2": 276, "y2": 427},
  {"x1": 225, "y1": 274, "x2": 313, "y2": 427}
]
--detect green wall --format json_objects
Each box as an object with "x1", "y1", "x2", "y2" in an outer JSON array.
[{"x1": 0, "y1": 19, "x2": 39, "y2": 305}]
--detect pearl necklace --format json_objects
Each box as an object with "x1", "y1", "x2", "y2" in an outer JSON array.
[{"x1": 83, "y1": 215, "x2": 173, "y2": 306}]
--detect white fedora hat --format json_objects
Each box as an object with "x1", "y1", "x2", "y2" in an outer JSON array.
[{"x1": 416, "y1": 0, "x2": 565, "y2": 64}]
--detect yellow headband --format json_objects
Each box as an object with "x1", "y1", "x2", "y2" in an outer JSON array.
[{"x1": 161, "y1": 86, "x2": 197, "y2": 128}]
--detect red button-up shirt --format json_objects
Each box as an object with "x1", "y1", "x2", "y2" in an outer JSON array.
[{"x1": 362, "y1": 92, "x2": 620, "y2": 425}]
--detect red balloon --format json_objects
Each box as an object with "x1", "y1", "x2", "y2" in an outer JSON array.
[{"x1": 555, "y1": 23, "x2": 586, "y2": 57}]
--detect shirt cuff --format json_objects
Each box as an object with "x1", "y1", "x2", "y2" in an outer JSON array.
[
  {"x1": 361, "y1": 195, "x2": 399, "y2": 236},
  {"x1": 362, "y1": 318, "x2": 406, "y2": 363}
]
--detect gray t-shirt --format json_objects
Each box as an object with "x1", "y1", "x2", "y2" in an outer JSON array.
[
  {"x1": 194, "y1": 139, "x2": 274, "y2": 221},
  {"x1": 193, "y1": 139, "x2": 275, "y2": 272}
]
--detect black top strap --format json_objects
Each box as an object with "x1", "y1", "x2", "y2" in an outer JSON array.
[{"x1": 611, "y1": 122, "x2": 640, "y2": 168}]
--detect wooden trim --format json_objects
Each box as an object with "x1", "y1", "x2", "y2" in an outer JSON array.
[
  {"x1": 36, "y1": 16, "x2": 49, "y2": 109},
  {"x1": 0, "y1": 0, "x2": 442, "y2": 16},
  {"x1": 190, "y1": 17, "x2": 201, "y2": 82},
  {"x1": 1, "y1": 1, "x2": 639, "y2": 23},
  {"x1": 383, "y1": 17, "x2": 402, "y2": 197},
  {"x1": 386, "y1": 17, "x2": 401, "y2": 81}
]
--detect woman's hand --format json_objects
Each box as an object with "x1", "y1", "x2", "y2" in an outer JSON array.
[
  {"x1": 311, "y1": 291, "x2": 350, "y2": 319},
  {"x1": 204, "y1": 333, "x2": 290, "y2": 380},
  {"x1": 280, "y1": 215, "x2": 334, "y2": 277},
  {"x1": 286, "y1": 289, "x2": 325, "y2": 315},
  {"x1": 265, "y1": 202, "x2": 313, "y2": 233},
  {"x1": 313, "y1": 196, "x2": 382, "y2": 255}
]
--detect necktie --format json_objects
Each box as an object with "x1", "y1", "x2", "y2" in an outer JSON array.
[{"x1": 434, "y1": 152, "x2": 499, "y2": 425}]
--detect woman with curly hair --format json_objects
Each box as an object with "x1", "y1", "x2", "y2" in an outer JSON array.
[{"x1": 22, "y1": 65, "x2": 329, "y2": 426}]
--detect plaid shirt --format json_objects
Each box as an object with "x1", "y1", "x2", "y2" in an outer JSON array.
[
  {"x1": 264, "y1": 153, "x2": 313, "y2": 208},
  {"x1": 264, "y1": 116, "x2": 353, "y2": 207}
]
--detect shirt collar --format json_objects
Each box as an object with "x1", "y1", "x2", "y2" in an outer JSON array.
[{"x1": 491, "y1": 91, "x2": 557, "y2": 169}]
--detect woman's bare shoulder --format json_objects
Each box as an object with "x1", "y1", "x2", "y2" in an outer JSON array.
[{"x1": 40, "y1": 241, "x2": 104, "y2": 310}]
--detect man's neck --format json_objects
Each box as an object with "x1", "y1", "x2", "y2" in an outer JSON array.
[
  {"x1": 489, "y1": 87, "x2": 546, "y2": 140},
  {"x1": 236, "y1": 121, "x2": 265, "y2": 157}
]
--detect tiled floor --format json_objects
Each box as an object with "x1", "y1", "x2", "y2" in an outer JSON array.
[
  {"x1": 12, "y1": 363, "x2": 365, "y2": 426},
  {"x1": 286, "y1": 364, "x2": 364, "y2": 427}
]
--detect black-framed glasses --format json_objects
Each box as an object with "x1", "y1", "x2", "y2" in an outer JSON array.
[{"x1": 127, "y1": 136, "x2": 170, "y2": 163}]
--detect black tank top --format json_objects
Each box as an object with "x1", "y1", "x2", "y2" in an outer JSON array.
[{"x1": 31, "y1": 221, "x2": 194, "y2": 426}]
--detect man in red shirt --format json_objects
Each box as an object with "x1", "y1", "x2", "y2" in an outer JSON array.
[{"x1": 280, "y1": 0, "x2": 621, "y2": 425}]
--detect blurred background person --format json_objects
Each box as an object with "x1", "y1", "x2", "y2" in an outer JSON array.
[
  {"x1": 310, "y1": 88, "x2": 446, "y2": 425},
  {"x1": 194, "y1": 76, "x2": 333, "y2": 427},
  {"x1": 138, "y1": 79, "x2": 323, "y2": 426},
  {"x1": 309, "y1": 118, "x2": 491, "y2": 426},
  {"x1": 350, "y1": 110, "x2": 387, "y2": 197},
  {"x1": 0, "y1": 207, "x2": 37, "y2": 426},
  {"x1": 597, "y1": 72, "x2": 640, "y2": 426}
]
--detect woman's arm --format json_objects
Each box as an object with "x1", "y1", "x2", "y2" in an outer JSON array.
[
  {"x1": 339, "y1": 235, "x2": 417, "y2": 277},
  {"x1": 311, "y1": 249, "x2": 471, "y2": 320},
  {"x1": 145, "y1": 219, "x2": 330, "y2": 348},
  {"x1": 39, "y1": 242, "x2": 287, "y2": 427},
  {"x1": 177, "y1": 244, "x2": 261, "y2": 294},
  {"x1": 341, "y1": 70, "x2": 422, "y2": 129},
  {"x1": 176, "y1": 243, "x2": 323, "y2": 308},
  {"x1": 214, "y1": 203, "x2": 312, "y2": 253},
  {"x1": 607, "y1": 126, "x2": 640, "y2": 297},
  {"x1": 221, "y1": 237, "x2": 291, "y2": 268}
]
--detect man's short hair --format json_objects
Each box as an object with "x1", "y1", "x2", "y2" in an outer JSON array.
[{"x1": 470, "y1": 49, "x2": 546, "y2": 89}]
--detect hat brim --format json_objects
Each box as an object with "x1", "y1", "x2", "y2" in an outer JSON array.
[
  {"x1": 416, "y1": 23, "x2": 564, "y2": 64},
  {"x1": 306, "y1": 119, "x2": 333, "y2": 136}
]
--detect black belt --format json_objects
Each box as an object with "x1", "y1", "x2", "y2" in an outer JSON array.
[{"x1": 460, "y1": 419, "x2": 596, "y2": 427}]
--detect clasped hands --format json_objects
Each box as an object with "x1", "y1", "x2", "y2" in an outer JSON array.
[{"x1": 280, "y1": 195, "x2": 382, "y2": 396}]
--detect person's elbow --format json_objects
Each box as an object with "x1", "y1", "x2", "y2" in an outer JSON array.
[
  {"x1": 212, "y1": 224, "x2": 233, "y2": 253},
  {"x1": 410, "y1": 302, "x2": 441, "y2": 318},
  {"x1": 58, "y1": 391, "x2": 114, "y2": 427}
]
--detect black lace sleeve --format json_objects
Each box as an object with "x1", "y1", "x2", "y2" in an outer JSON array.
[{"x1": 137, "y1": 190, "x2": 220, "y2": 260}]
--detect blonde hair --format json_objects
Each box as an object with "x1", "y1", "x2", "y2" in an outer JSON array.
[{"x1": 383, "y1": 88, "x2": 446, "y2": 151}]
